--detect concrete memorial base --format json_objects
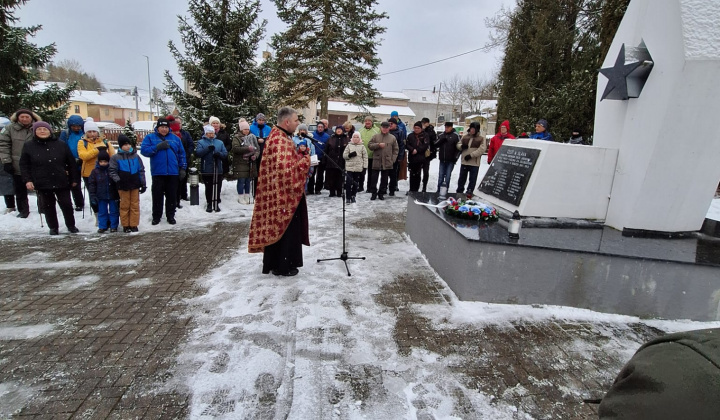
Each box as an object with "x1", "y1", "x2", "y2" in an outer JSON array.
[{"x1": 407, "y1": 193, "x2": 720, "y2": 321}]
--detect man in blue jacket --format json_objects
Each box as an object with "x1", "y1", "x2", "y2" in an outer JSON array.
[
  {"x1": 58, "y1": 114, "x2": 85, "y2": 211},
  {"x1": 529, "y1": 119, "x2": 554, "y2": 141},
  {"x1": 311, "y1": 121, "x2": 330, "y2": 195},
  {"x1": 249, "y1": 113, "x2": 272, "y2": 195},
  {"x1": 140, "y1": 117, "x2": 187, "y2": 225}
]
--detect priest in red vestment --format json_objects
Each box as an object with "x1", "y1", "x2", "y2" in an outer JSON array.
[{"x1": 248, "y1": 107, "x2": 311, "y2": 276}]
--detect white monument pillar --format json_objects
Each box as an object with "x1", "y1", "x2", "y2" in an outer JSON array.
[{"x1": 595, "y1": 0, "x2": 720, "y2": 233}]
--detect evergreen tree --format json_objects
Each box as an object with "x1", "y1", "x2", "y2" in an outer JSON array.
[
  {"x1": 0, "y1": 0, "x2": 75, "y2": 127},
  {"x1": 122, "y1": 119, "x2": 137, "y2": 148},
  {"x1": 266, "y1": 0, "x2": 387, "y2": 119},
  {"x1": 495, "y1": 0, "x2": 629, "y2": 142},
  {"x1": 165, "y1": 0, "x2": 267, "y2": 137}
]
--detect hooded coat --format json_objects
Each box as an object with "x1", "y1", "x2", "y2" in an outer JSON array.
[
  {"x1": 342, "y1": 141, "x2": 368, "y2": 173},
  {"x1": 405, "y1": 131, "x2": 430, "y2": 165},
  {"x1": 109, "y1": 146, "x2": 146, "y2": 191},
  {"x1": 250, "y1": 120, "x2": 272, "y2": 157},
  {"x1": 248, "y1": 127, "x2": 311, "y2": 254},
  {"x1": 487, "y1": 120, "x2": 516, "y2": 163},
  {"x1": 140, "y1": 126, "x2": 187, "y2": 176},
  {"x1": 312, "y1": 128, "x2": 330, "y2": 160},
  {"x1": 78, "y1": 135, "x2": 116, "y2": 178},
  {"x1": 231, "y1": 133, "x2": 260, "y2": 179},
  {"x1": 58, "y1": 115, "x2": 85, "y2": 160},
  {"x1": 457, "y1": 125, "x2": 487, "y2": 167},
  {"x1": 435, "y1": 128, "x2": 460, "y2": 163},
  {"x1": 0, "y1": 110, "x2": 42, "y2": 174},
  {"x1": 88, "y1": 162, "x2": 119, "y2": 201},
  {"x1": 20, "y1": 133, "x2": 79, "y2": 190}
]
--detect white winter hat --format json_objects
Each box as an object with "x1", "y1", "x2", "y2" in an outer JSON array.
[
  {"x1": 208, "y1": 116, "x2": 221, "y2": 125},
  {"x1": 203, "y1": 125, "x2": 215, "y2": 134},
  {"x1": 84, "y1": 118, "x2": 99, "y2": 133}
]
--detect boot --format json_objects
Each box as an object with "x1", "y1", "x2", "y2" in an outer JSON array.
[
  {"x1": 346, "y1": 197, "x2": 352, "y2": 204},
  {"x1": 422, "y1": 185, "x2": 427, "y2": 193},
  {"x1": 206, "y1": 203, "x2": 213, "y2": 213},
  {"x1": 238, "y1": 194, "x2": 244, "y2": 204},
  {"x1": 244, "y1": 195, "x2": 251, "y2": 205},
  {"x1": 371, "y1": 193, "x2": 377, "y2": 201}
]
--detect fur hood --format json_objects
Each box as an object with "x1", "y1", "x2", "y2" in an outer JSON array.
[{"x1": 10, "y1": 110, "x2": 42, "y2": 123}]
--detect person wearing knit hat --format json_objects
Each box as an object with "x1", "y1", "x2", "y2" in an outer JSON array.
[
  {"x1": 323, "y1": 124, "x2": 348, "y2": 197},
  {"x1": 87, "y1": 147, "x2": 119, "y2": 233},
  {"x1": 58, "y1": 114, "x2": 87, "y2": 211},
  {"x1": 1, "y1": 107, "x2": 42, "y2": 217},
  {"x1": 167, "y1": 116, "x2": 195, "y2": 204},
  {"x1": 109, "y1": 134, "x2": 146, "y2": 233},
  {"x1": 292, "y1": 124, "x2": 316, "y2": 195},
  {"x1": 387, "y1": 117, "x2": 407, "y2": 194},
  {"x1": 249, "y1": 113, "x2": 271, "y2": 195},
  {"x1": 77, "y1": 116, "x2": 115, "y2": 187},
  {"x1": 435, "y1": 120, "x2": 460, "y2": 193},
  {"x1": 207, "y1": 116, "x2": 231, "y2": 178},
  {"x1": 19, "y1": 116, "x2": 80, "y2": 234},
  {"x1": 530, "y1": 119, "x2": 554, "y2": 142},
  {"x1": 390, "y1": 111, "x2": 408, "y2": 141},
  {"x1": 231, "y1": 119, "x2": 260, "y2": 204},
  {"x1": 195, "y1": 120, "x2": 228, "y2": 212}
]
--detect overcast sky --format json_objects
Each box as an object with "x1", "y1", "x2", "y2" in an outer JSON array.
[{"x1": 16, "y1": 0, "x2": 511, "y2": 95}]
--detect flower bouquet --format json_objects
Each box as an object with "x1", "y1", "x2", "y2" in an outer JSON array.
[{"x1": 444, "y1": 197, "x2": 500, "y2": 222}]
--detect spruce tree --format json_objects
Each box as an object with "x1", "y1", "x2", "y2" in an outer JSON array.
[
  {"x1": 266, "y1": 0, "x2": 387, "y2": 119},
  {"x1": 165, "y1": 0, "x2": 267, "y2": 137},
  {"x1": 0, "y1": 0, "x2": 75, "y2": 127},
  {"x1": 495, "y1": 0, "x2": 629, "y2": 142},
  {"x1": 122, "y1": 119, "x2": 137, "y2": 148}
]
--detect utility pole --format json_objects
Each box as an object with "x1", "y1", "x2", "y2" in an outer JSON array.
[
  {"x1": 435, "y1": 82, "x2": 443, "y2": 126},
  {"x1": 143, "y1": 55, "x2": 153, "y2": 120},
  {"x1": 134, "y1": 87, "x2": 139, "y2": 123}
]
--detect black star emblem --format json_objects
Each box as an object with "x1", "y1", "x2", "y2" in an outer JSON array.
[{"x1": 599, "y1": 44, "x2": 643, "y2": 101}]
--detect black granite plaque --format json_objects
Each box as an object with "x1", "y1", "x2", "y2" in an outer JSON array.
[{"x1": 479, "y1": 146, "x2": 540, "y2": 206}]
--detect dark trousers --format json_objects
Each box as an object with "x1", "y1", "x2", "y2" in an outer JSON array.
[
  {"x1": 408, "y1": 162, "x2": 423, "y2": 192},
  {"x1": 70, "y1": 181, "x2": 84, "y2": 208},
  {"x1": 370, "y1": 169, "x2": 392, "y2": 197},
  {"x1": 421, "y1": 160, "x2": 431, "y2": 191},
  {"x1": 456, "y1": 164, "x2": 480, "y2": 194},
  {"x1": 314, "y1": 162, "x2": 326, "y2": 193},
  {"x1": 365, "y1": 159, "x2": 375, "y2": 192},
  {"x1": 389, "y1": 161, "x2": 399, "y2": 193},
  {"x1": 345, "y1": 171, "x2": 362, "y2": 199},
  {"x1": 38, "y1": 189, "x2": 75, "y2": 230},
  {"x1": 358, "y1": 167, "x2": 367, "y2": 191},
  {"x1": 151, "y1": 175, "x2": 179, "y2": 221},
  {"x1": 202, "y1": 173, "x2": 222, "y2": 207},
  {"x1": 9, "y1": 175, "x2": 29, "y2": 214},
  {"x1": 177, "y1": 171, "x2": 189, "y2": 201}
]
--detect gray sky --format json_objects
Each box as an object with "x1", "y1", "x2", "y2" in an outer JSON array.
[{"x1": 16, "y1": 0, "x2": 510, "y2": 95}]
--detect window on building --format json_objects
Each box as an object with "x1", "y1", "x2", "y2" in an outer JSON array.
[
  {"x1": 74, "y1": 105, "x2": 80, "y2": 113},
  {"x1": 105, "y1": 109, "x2": 110, "y2": 116},
  {"x1": 130, "y1": 112, "x2": 134, "y2": 118}
]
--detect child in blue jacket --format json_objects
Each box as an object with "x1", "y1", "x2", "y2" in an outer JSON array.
[{"x1": 88, "y1": 150, "x2": 119, "y2": 233}]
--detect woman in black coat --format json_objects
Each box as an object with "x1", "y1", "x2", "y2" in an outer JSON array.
[
  {"x1": 323, "y1": 126, "x2": 348, "y2": 197},
  {"x1": 20, "y1": 122, "x2": 80, "y2": 235}
]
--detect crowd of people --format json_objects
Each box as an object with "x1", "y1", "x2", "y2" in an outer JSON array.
[{"x1": 1, "y1": 103, "x2": 569, "y2": 236}]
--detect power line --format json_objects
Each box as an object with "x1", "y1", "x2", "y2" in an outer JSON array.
[{"x1": 380, "y1": 46, "x2": 488, "y2": 76}]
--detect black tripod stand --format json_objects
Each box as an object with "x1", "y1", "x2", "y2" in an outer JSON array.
[{"x1": 308, "y1": 136, "x2": 365, "y2": 276}]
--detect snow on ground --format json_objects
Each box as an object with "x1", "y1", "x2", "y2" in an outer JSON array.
[{"x1": 708, "y1": 198, "x2": 720, "y2": 221}]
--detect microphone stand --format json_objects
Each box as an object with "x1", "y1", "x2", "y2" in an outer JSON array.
[{"x1": 306, "y1": 135, "x2": 365, "y2": 276}]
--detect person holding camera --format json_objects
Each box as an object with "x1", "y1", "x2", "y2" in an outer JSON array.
[{"x1": 195, "y1": 125, "x2": 228, "y2": 213}]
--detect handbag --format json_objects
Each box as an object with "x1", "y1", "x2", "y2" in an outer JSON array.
[{"x1": 425, "y1": 148, "x2": 432, "y2": 158}]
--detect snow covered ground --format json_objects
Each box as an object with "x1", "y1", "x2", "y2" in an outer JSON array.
[
  {"x1": 708, "y1": 198, "x2": 720, "y2": 221},
  {"x1": 3, "y1": 159, "x2": 720, "y2": 418}
]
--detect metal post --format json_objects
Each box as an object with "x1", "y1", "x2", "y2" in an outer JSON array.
[
  {"x1": 143, "y1": 55, "x2": 153, "y2": 120},
  {"x1": 134, "y1": 87, "x2": 139, "y2": 123}
]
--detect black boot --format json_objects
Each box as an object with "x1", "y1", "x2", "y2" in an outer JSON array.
[
  {"x1": 371, "y1": 193, "x2": 377, "y2": 201},
  {"x1": 206, "y1": 204, "x2": 213, "y2": 213}
]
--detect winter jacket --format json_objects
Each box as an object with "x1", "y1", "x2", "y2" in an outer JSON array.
[
  {"x1": 58, "y1": 114, "x2": 85, "y2": 160},
  {"x1": 342, "y1": 142, "x2": 368, "y2": 173},
  {"x1": 599, "y1": 328, "x2": 720, "y2": 420},
  {"x1": 109, "y1": 147, "x2": 146, "y2": 191},
  {"x1": 396, "y1": 120, "x2": 408, "y2": 140},
  {"x1": 368, "y1": 133, "x2": 399, "y2": 170},
  {"x1": 435, "y1": 129, "x2": 460, "y2": 163},
  {"x1": 423, "y1": 125, "x2": 438, "y2": 161},
  {"x1": 360, "y1": 126, "x2": 380, "y2": 159},
  {"x1": 312, "y1": 129, "x2": 330, "y2": 160},
  {"x1": 250, "y1": 121, "x2": 272, "y2": 157},
  {"x1": 20, "y1": 134, "x2": 79, "y2": 190},
  {"x1": 324, "y1": 134, "x2": 349, "y2": 169},
  {"x1": 179, "y1": 129, "x2": 195, "y2": 160},
  {"x1": 566, "y1": 134, "x2": 586, "y2": 145},
  {"x1": 78, "y1": 136, "x2": 116, "y2": 178},
  {"x1": 215, "y1": 127, "x2": 231, "y2": 152},
  {"x1": 231, "y1": 133, "x2": 260, "y2": 179},
  {"x1": 406, "y1": 132, "x2": 430, "y2": 165},
  {"x1": 0, "y1": 110, "x2": 41, "y2": 174},
  {"x1": 530, "y1": 131, "x2": 554, "y2": 142},
  {"x1": 457, "y1": 132, "x2": 487, "y2": 167},
  {"x1": 487, "y1": 120, "x2": 516, "y2": 163},
  {"x1": 389, "y1": 128, "x2": 406, "y2": 161},
  {"x1": 195, "y1": 136, "x2": 228, "y2": 175},
  {"x1": 293, "y1": 135, "x2": 316, "y2": 156},
  {"x1": 88, "y1": 163, "x2": 119, "y2": 201},
  {"x1": 140, "y1": 128, "x2": 187, "y2": 176}
]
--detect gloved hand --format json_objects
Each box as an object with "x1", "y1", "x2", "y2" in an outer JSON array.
[
  {"x1": 251, "y1": 155, "x2": 256, "y2": 161},
  {"x1": 248, "y1": 145, "x2": 255, "y2": 152},
  {"x1": 461, "y1": 144, "x2": 469, "y2": 150},
  {"x1": 76, "y1": 158, "x2": 83, "y2": 167},
  {"x1": 3, "y1": 162, "x2": 13, "y2": 175},
  {"x1": 90, "y1": 197, "x2": 98, "y2": 213},
  {"x1": 179, "y1": 169, "x2": 186, "y2": 179},
  {"x1": 156, "y1": 141, "x2": 170, "y2": 151},
  {"x1": 348, "y1": 151, "x2": 357, "y2": 158},
  {"x1": 213, "y1": 152, "x2": 222, "y2": 158},
  {"x1": 139, "y1": 186, "x2": 147, "y2": 194},
  {"x1": 464, "y1": 154, "x2": 472, "y2": 161},
  {"x1": 208, "y1": 145, "x2": 215, "y2": 152}
]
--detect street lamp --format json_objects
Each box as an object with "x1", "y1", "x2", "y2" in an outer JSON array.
[{"x1": 143, "y1": 55, "x2": 153, "y2": 120}]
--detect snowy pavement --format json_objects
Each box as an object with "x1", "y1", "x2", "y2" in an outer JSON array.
[{"x1": 1, "y1": 160, "x2": 720, "y2": 418}]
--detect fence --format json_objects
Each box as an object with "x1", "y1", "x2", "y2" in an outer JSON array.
[{"x1": 101, "y1": 128, "x2": 153, "y2": 148}]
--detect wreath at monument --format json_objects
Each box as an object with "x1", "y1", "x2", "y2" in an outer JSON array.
[{"x1": 444, "y1": 197, "x2": 500, "y2": 222}]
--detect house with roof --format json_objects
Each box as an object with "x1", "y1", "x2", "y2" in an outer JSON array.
[
  {"x1": 298, "y1": 91, "x2": 416, "y2": 128},
  {"x1": 401, "y1": 89, "x2": 456, "y2": 126}
]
